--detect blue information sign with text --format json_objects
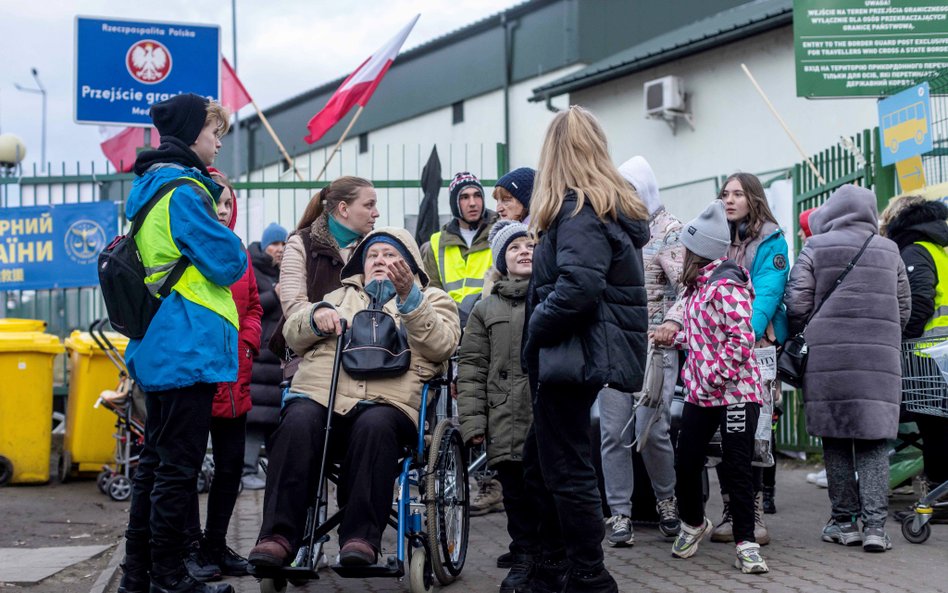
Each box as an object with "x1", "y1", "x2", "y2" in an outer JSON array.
[
  {"x1": 0, "y1": 202, "x2": 118, "y2": 290},
  {"x1": 75, "y1": 16, "x2": 220, "y2": 126},
  {"x1": 878, "y1": 82, "x2": 933, "y2": 167}
]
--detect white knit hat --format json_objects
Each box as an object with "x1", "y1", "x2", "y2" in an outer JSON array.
[
  {"x1": 680, "y1": 201, "x2": 730, "y2": 260},
  {"x1": 488, "y1": 220, "x2": 529, "y2": 275}
]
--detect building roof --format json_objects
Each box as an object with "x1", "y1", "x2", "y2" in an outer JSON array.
[{"x1": 530, "y1": 0, "x2": 792, "y2": 101}]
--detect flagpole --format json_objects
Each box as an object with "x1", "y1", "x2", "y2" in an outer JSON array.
[
  {"x1": 740, "y1": 63, "x2": 825, "y2": 185},
  {"x1": 249, "y1": 98, "x2": 305, "y2": 182},
  {"x1": 314, "y1": 105, "x2": 365, "y2": 182}
]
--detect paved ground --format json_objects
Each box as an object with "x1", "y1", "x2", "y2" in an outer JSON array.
[
  {"x1": 5, "y1": 460, "x2": 948, "y2": 593},
  {"x1": 201, "y1": 464, "x2": 948, "y2": 593}
]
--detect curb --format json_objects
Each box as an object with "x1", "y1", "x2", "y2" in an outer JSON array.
[{"x1": 88, "y1": 543, "x2": 122, "y2": 593}]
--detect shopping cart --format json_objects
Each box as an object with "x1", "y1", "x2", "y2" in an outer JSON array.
[{"x1": 899, "y1": 337, "x2": 948, "y2": 544}]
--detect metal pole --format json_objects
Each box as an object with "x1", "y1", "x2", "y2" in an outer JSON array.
[
  {"x1": 14, "y1": 68, "x2": 47, "y2": 172},
  {"x1": 231, "y1": 0, "x2": 241, "y2": 181}
]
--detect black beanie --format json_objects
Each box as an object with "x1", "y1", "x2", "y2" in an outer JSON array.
[
  {"x1": 149, "y1": 93, "x2": 209, "y2": 145},
  {"x1": 448, "y1": 171, "x2": 484, "y2": 220}
]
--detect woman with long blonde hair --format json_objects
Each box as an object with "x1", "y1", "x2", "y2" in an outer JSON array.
[{"x1": 521, "y1": 106, "x2": 649, "y2": 593}]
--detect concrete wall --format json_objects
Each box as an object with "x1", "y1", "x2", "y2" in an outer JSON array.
[{"x1": 570, "y1": 26, "x2": 879, "y2": 222}]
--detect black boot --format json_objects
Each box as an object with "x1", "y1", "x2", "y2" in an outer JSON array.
[
  {"x1": 762, "y1": 486, "x2": 777, "y2": 515},
  {"x1": 203, "y1": 538, "x2": 249, "y2": 577},
  {"x1": 118, "y1": 539, "x2": 151, "y2": 593},
  {"x1": 149, "y1": 573, "x2": 234, "y2": 593},
  {"x1": 183, "y1": 541, "x2": 221, "y2": 582},
  {"x1": 564, "y1": 567, "x2": 618, "y2": 593},
  {"x1": 530, "y1": 558, "x2": 571, "y2": 593},
  {"x1": 117, "y1": 561, "x2": 150, "y2": 593},
  {"x1": 499, "y1": 555, "x2": 535, "y2": 593}
]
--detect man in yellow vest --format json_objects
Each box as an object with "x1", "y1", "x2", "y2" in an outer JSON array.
[
  {"x1": 423, "y1": 171, "x2": 498, "y2": 326},
  {"x1": 886, "y1": 197, "x2": 948, "y2": 522},
  {"x1": 120, "y1": 94, "x2": 246, "y2": 593}
]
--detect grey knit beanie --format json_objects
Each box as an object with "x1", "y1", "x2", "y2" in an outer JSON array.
[
  {"x1": 680, "y1": 201, "x2": 730, "y2": 261},
  {"x1": 488, "y1": 220, "x2": 529, "y2": 275}
]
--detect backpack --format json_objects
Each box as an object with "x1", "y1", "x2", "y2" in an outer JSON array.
[
  {"x1": 98, "y1": 178, "x2": 204, "y2": 339},
  {"x1": 341, "y1": 302, "x2": 412, "y2": 380}
]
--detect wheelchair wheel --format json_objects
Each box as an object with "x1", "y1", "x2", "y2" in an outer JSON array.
[
  {"x1": 57, "y1": 451, "x2": 72, "y2": 483},
  {"x1": 259, "y1": 577, "x2": 287, "y2": 593},
  {"x1": 408, "y1": 547, "x2": 435, "y2": 593},
  {"x1": 901, "y1": 514, "x2": 931, "y2": 544},
  {"x1": 425, "y1": 419, "x2": 469, "y2": 585}
]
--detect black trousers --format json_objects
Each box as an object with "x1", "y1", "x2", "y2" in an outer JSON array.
[
  {"x1": 125, "y1": 383, "x2": 215, "y2": 577},
  {"x1": 186, "y1": 415, "x2": 247, "y2": 545},
  {"x1": 676, "y1": 402, "x2": 759, "y2": 543},
  {"x1": 522, "y1": 383, "x2": 604, "y2": 573},
  {"x1": 493, "y1": 460, "x2": 540, "y2": 558},
  {"x1": 258, "y1": 398, "x2": 415, "y2": 551},
  {"x1": 916, "y1": 414, "x2": 948, "y2": 485}
]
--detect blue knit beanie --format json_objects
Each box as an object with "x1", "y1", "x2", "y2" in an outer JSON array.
[
  {"x1": 495, "y1": 167, "x2": 535, "y2": 211},
  {"x1": 261, "y1": 223, "x2": 288, "y2": 248},
  {"x1": 361, "y1": 234, "x2": 419, "y2": 273}
]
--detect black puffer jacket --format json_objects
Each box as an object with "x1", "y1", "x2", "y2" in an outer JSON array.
[
  {"x1": 523, "y1": 192, "x2": 650, "y2": 393},
  {"x1": 248, "y1": 242, "x2": 283, "y2": 428},
  {"x1": 887, "y1": 200, "x2": 948, "y2": 338}
]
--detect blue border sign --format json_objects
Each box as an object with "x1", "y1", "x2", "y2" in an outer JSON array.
[
  {"x1": 878, "y1": 82, "x2": 933, "y2": 167},
  {"x1": 0, "y1": 202, "x2": 118, "y2": 290},
  {"x1": 75, "y1": 16, "x2": 220, "y2": 126}
]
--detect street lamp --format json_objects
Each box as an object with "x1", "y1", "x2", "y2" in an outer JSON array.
[{"x1": 14, "y1": 68, "x2": 46, "y2": 172}]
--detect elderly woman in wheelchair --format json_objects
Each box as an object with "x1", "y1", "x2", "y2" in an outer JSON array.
[{"x1": 248, "y1": 228, "x2": 460, "y2": 570}]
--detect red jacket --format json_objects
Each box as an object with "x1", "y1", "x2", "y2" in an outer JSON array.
[{"x1": 213, "y1": 194, "x2": 263, "y2": 418}]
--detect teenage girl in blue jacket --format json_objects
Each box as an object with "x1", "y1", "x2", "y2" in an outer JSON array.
[{"x1": 711, "y1": 172, "x2": 789, "y2": 545}]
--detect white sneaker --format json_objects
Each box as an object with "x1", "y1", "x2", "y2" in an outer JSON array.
[
  {"x1": 606, "y1": 514, "x2": 634, "y2": 547},
  {"x1": 735, "y1": 541, "x2": 769, "y2": 574},
  {"x1": 807, "y1": 468, "x2": 826, "y2": 486}
]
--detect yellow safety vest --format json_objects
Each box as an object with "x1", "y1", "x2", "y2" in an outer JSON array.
[
  {"x1": 917, "y1": 241, "x2": 948, "y2": 338},
  {"x1": 429, "y1": 231, "x2": 492, "y2": 311},
  {"x1": 135, "y1": 178, "x2": 239, "y2": 329}
]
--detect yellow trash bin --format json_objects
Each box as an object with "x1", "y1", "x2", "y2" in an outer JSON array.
[
  {"x1": 61, "y1": 330, "x2": 130, "y2": 480},
  {"x1": 0, "y1": 318, "x2": 47, "y2": 332},
  {"x1": 0, "y1": 332, "x2": 65, "y2": 485}
]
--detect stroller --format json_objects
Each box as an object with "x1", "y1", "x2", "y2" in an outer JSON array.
[
  {"x1": 91, "y1": 318, "x2": 219, "y2": 501},
  {"x1": 91, "y1": 319, "x2": 146, "y2": 502}
]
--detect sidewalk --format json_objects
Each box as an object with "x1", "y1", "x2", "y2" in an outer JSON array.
[{"x1": 138, "y1": 464, "x2": 948, "y2": 593}]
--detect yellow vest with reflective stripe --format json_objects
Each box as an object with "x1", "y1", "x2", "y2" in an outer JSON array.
[
  {"x1": 916, "y1": 240, "x2": 948, "y2": 338},
  {"x1": 135, "y1": 178, "x2": 239, "y2": 329},
  {"x1": 429, "y1": 231, "x2": 492, "y2": 307}
]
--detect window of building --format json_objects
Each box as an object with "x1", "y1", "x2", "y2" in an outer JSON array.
[
  {"x1": 452, "y1": 101, "x2": 464, "y2": 125},
  {"x1": 358, "y1": 132, "x2": 369, "y2": 154}
]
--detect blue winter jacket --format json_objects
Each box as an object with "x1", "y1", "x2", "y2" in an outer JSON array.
[
  {"x1": 748, "y1": 228, "x2": 789, "y2": 343},
  {"x1": 123, "y1": 164, "x2": 248, "y2": 392}
]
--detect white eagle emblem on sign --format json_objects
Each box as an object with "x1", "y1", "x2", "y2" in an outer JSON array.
[{"x1": 126, "y1": 40, "x2": 172, "y2": 84}]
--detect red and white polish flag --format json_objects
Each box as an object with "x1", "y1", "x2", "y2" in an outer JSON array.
[{"x1": 304, "y1": 14, "x2": 419, "y2": 144}]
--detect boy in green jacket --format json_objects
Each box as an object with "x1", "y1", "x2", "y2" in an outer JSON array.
[{"x1": 458, "y1": 220, "x2": 537, "y2": 593}]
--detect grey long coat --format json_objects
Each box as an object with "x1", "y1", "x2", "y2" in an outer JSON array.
[{"x1": 784, "y1": 185, "x2": 911, "y2": 440}]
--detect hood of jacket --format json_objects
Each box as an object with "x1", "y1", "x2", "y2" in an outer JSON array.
[
  {"x1": 618, "y1": 156, "x2": 662, "y2": 216},
  {"x1": 133, "y1": 136, "x2": 210, "y2": 178},
  {"x1": 341, "y1": 226, "x2": 430, "y2": 287},
  {"x1": 887, "y1": 200, "x2": 948, "y2": 250},
  {"x1": 248, "y1": 241, "x2": 278, "y2": 279},
  {"x1": 492, "y1": 277, "x2": 528, "y2": 300},
  {"x1": 125, "y1": 163, "x2": 221, "y2": 221},
  {"x1": 809, "y1": 184, "x2": 878, "y2": 236}
]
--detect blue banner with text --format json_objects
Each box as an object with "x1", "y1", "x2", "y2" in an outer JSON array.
[{"x1": 0, "y1": 202, "x2": 118, "y2": 290}]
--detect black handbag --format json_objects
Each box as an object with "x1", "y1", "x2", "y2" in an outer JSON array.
[
  {"x1": 341, "y1": 305, "x2": 411, "y2": 379},
  {"x1": 776, "y1": 233, "x2": 873, "y2": 387}
]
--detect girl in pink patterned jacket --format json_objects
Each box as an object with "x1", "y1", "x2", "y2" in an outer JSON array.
[{"x1": 653, "y1": 201, "x2": 767, "y2": 575}]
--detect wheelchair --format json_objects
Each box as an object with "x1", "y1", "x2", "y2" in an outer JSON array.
[{"x1": 251, "y1": 322, "x2": 470, "y2": 593}]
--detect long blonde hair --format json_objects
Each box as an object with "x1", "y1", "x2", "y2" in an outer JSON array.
[{"x1": 531, "y1": 106, "x2": 647, "y2": 232}]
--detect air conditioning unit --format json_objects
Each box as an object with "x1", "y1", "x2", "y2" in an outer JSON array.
[{"x1": 644, "y1": 76, "x2": 686, "y2": 116}]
